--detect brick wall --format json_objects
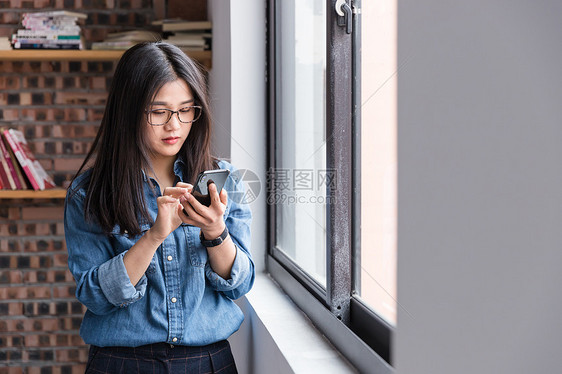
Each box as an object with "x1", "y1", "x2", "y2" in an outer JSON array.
[{"x1": 0, "y1": 1, "x2": 159, "y2": 373}]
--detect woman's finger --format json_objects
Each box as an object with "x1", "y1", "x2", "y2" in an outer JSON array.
[
  {"x1": 163, "y1": 186, "x2": 189, "y2": 198},
  {"x1": 208, "y1": 183, "x2": 221, "y2": 207},
  {"x1": 185, "y1": 192, "x2": 206, "y2": 216},
  {"x1": 219, "y1": 188, "x2": 228, "y2": 205},
  {"x1": 177, "y1": 204, "x2": 198, "y2": 226},
  {"x1": 175, "y1": 182, "x2": 193, "y2": 193},
  {"x1": 157, "y1": 195, "x2": 179, "y2": 205},
  {"x1": 181, "y1": 196, "x2": 205, "y2": 222}
]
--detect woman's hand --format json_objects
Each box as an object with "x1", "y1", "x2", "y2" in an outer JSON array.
[
  {"x1": 180, "y1": 183, "x2": 228, "y2": 239},
  {"x1": 181, "y1": 182, "x2": 236, "y2": 279},
  {"x1": 150, "y1": 186, "x2": 191, "y2": 241},
  {"x1": 124, "y1": 184, "x2": 191, "y2": 286}
]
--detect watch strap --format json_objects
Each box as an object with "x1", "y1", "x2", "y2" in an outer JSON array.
[{"x1": 200, "y1": 226, "x2": 229, "y2": 247}]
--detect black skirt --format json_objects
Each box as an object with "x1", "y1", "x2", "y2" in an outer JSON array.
[{"x1": 85, "y1": 340, "x2": 238, "y2": 374}]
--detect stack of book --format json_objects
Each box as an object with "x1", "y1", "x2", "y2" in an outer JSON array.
[
  {"x1": 11, "y1": 10, "x2": 86, "y2": 50},
  {"x1": 91, "y1": 30, "x2": 161, "y2": 50},
  {"x1": 0, "y1": 128, "x2": 56, "y2": 191},
  {"x1": 153, "y1": 19, "x2": 212, "y2": 51}
]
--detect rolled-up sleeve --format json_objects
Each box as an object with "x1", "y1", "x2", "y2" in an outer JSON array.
[
  {"x1": 98, "y1": 252, "x2": 146, "y2": 307},
  {"x1": 205, "y1": 244, "x2": 252, "y2": 298},
  {"x1": 205, "y1": 166, "x2": 255, "y2": 299},
  {"x1": 64, "y1": 188, "x2": 146, "y2": 315}
]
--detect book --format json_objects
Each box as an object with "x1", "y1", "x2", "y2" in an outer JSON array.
[
  {"x1": 14, "y1": 42, "x2": 81, "y2": 50},
  {"x1": 166, "y1": 32, "x2": 212, "y2": 41},
  {"x1": 0, "y1": 146, "x2": 13, "y2": 189},
  {"x1": 16, "y1": 30, "x2": 81, "y2": 38},
  {"x1": 167, "y1": 34, "x2": 207, "y2": 45},
  {"x1": 0, "y1": 168, "x2": 5, "y2": 190},
  {"x1": 2, "y1": 129, "x2": 55, "y2": 190},
  {"x1": 22, "y1": 19, "x2": 82, "y2": 29},
  {"x1": 152, "y1": 19, "x2": 212, "y2": 32},
  {"x1": 105, "y1": 30, "x2": 160, "y2": 42},
  {"x1": 21, "y1": 19, "x2": 82, "y2": 32},
  {"x1": 12, "y1": 10, "x2": 85, "y2": 50},
  {"x1": 151, "y1": 18, "x2": 183, "y2": 25},
  {"x1": 23, "y1": 10, "x2": 87, "y2": 20},
  {"x1": 163, "y1": 29, "x2": 211, "y2": 50},
  {"x1": 12, "y1": 37, "x2": 81, "y2": 44},
  {"x1": 165, "y1": 39, "x2": 206, "y2": 49},
  {"x1": 91, "y1": 40, "x2": 137, "y2": 50},
  {"x1": 0, "y1": 132, "x2": 25, "y2": 189},
  {"x1": 92, "y1": 30, "x2": 161, "y2": 50}
]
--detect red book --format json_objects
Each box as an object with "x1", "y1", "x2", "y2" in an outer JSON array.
[
  {"x1": 0, "y1": 149, "x2": 11, "y2": 189},
  {"x1": 0, "y1": 132, "x2": 22, "y2": 189},
  {"x1": 2, "y1": 129, "x2": 56, "y2": 190}
]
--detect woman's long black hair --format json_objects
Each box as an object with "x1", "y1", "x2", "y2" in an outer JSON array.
[{"x1": 72, "y1": 42, "x2": 216, "y2": 236}]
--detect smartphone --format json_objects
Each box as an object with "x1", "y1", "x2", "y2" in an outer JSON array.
[{"x1": 191, "y1": 169, "x2": 230, "y2": 206}]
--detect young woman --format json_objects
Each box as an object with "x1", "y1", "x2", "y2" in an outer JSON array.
[{"x1": 64, "y1": 42, "x2": 254, "y2": 373}]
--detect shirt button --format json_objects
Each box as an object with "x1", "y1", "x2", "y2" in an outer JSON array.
[
  {"x1": 171, "y1": 297, "x2": 177, "y2": 303},
  {"x1": 172, "y1": 337, "x2": 178, "y2": 342},
  {"x1": 167, "y1": 255, "x2": 173, "y2": 261}
]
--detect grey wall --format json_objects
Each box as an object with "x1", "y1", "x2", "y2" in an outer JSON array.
[
  {"x1": 396, "y1": 1, "x2": 562, "y2": 373},
  {"x1": 208, "y1": 0, "x2": 232, "y2": 160},
  {"x1": 208, "y1": 1, "x2": 270, "y2": 372},
  {"x1": 228, "y1": 0, "x2": 267, "y2": 274},
  {"x1": 208, "y1": 0, "x2": 266, "y2": 273}
]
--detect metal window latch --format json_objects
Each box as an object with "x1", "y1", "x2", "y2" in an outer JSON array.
[{"x1": 335, "y1": 0, "x2": 352, "y2": 34}]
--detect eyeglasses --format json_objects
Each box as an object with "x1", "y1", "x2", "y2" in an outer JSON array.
[{"x1": 145, "y1": 106, "x2": 203, "y2": 126}]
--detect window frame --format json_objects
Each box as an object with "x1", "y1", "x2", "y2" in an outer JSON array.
[{"x1": 267, "y1": 0, "x2": 394, "y2": 371}]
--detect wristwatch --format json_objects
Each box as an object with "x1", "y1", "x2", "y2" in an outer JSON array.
[{"x1": 200, "y1": 226, "x2": 229, "y2": 247}]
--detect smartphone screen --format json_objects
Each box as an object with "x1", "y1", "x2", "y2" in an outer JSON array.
[{"x1": 192, "y1": 169, "x2": 230, "y2": 206}]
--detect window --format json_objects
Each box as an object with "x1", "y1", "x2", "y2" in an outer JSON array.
[
  {"x1": 273, "y1": 0, "x2": 327, "y2": 287},
  {"x1": 356, "y1": 0, "x2": 397, "y2": 328},
  {"x1": 267, "y1": 0, "x2": 396, "y2": 372}
]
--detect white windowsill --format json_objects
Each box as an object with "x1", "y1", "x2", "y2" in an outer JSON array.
[{"x1": 230, "y1": 272, "x2": 357, "y2": 374}]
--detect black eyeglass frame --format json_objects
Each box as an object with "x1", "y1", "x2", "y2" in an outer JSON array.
[{"x1": 145, "y1": 105, "x2": 203, "y2": 126}]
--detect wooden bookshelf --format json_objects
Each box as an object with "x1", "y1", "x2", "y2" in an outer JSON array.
[
  {"x1": 0, "y1": 49, "x2": 212, "y2": 69},
  {"x1": 0, "y1": 188, "x2": 67, "y2": 199}
]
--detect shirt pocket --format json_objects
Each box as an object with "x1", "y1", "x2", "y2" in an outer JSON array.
[{"x1": 182, "y1": 225, "x2": 208, "y2": 268}]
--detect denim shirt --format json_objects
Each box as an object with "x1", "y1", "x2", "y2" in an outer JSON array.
[{"x1": 64, "y1": 159, "x2": 254, "y2": 347}]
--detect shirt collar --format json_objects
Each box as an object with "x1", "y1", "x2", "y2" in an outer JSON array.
[
  {"x1": 173, "y1": 156, "x2": 187, "y2": 182},
  {"x1": 141, "y1": 168, "x2": 150, "y2": 182}
]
